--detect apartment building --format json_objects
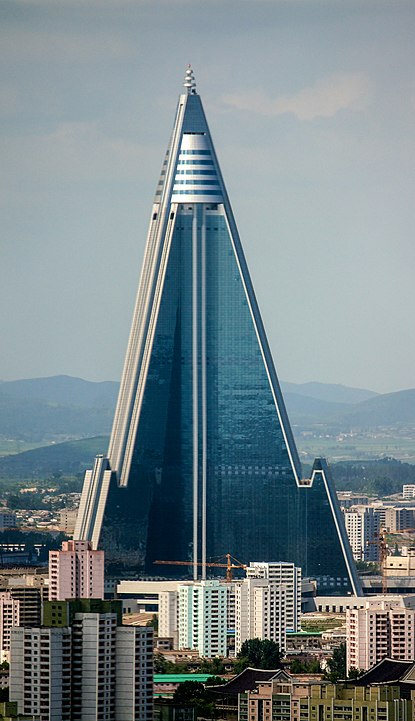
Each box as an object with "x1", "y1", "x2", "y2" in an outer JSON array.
[
  {"x1": 10, "y1": 626, "x2": 72, "y2": 721},
  {"x1": 49, "y1": 540, "x2": 104, "y2": 601},
  {"x1": 158, "y1": 590, "x2": 179, "y2": 647},
  {"x1": 245, "y1": 562, "x2": 301, "y2": 633},
  {"x1": 347, "y1": 599, "x2": 415, "y2": 671},
  {"x1": 0, "y1": 592, "x2": 20, "y2": 662},
  {"x1": 235, "y1": 578, "x2": 287, "y2": 655},
  {"x1": 178, "y1": 580, "x2": 227, "y2": 658},
  {"x1": 343, "y1": 506, "x2": 380, "y2": 562},
  {"x1": 10, "y1": 600, "x2": 153, "y2": 721}
]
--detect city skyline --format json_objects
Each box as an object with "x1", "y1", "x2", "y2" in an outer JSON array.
[{"x1": 1, "y1": 1, "x2": 414, "y2": 394}]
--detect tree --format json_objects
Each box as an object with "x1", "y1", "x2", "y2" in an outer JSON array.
[
  {"x1": 153, "y1": 653, "x2": 168, "y2": 674},
  {"x1": 146, "y1": 614, "x2": 158, "y2": 635},
  {"x1": 290, "y1": 657, "x2": 321, "y2": 674},
  {"x1": 200, "y1": 657, "x2": 226, "y2": 675},
  {"x1": 173, "y1": 681, "x2": 216, "y2": 718},
  {"x1": 235, "y1": 638, "x2": 282, "y2": 673},
  {"x1": 204, "y1": 675, "x2": 226, "y2": 687},
  {"x1": 325, "y1": 643, "x2": 346, "y2": 682},
  {"x1": 174, "y1": 681, "x2": 206, "y2": 704},
  {"x1": 153, "y1": 653, "x2": 188, "y2": 674}
]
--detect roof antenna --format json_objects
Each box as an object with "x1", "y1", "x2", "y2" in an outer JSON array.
[{"x1": 184, "y1": 64, "x2": 197, "y2": 94}]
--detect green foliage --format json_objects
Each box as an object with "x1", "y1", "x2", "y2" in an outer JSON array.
[
  {"x1": 146, "y1": 614, "x2": 158, "y2": 634},
  {"x1": 7, "y1": 491, "x2": 49, "y2": 510},
  {"x1": 173, "y1": 681, "x2": 217, "y2": 718},
  {"x1": 355, "y1": 560, "x2": 379, "y2": 574},
  {"x1": 347, "y1": 667, "x2": 364, "y2": 680},
  {"x1": 174, "y1": 681, "x2": 206, "y2": 703},
  {"x1": 153, "y1": 654, "x2": 189, "y2": 674},
  {"x1": 200, "y1": 657, "x2": 226, "y2": 675},
  {"x1": 204, "y1": 675, "x2": 226, "y2": 687},
  {"x1": 289, "y1": 657, "x2": 322, "y2": 674},
  {"x1": 0, "y1": 436, "x2": 108, "y2": 481},
  {"x1": 325, "y1": 643, "x2": 346, "y2": 682},
  {"x1": 154, "y1": 653, "x2": 168, "y2": 673},
  {"x1": 235, "y1": 638, "x2": 282, "y2": 673},
  {"x1": 331, "y1": 458, "x2": 415, "y2": 496}
]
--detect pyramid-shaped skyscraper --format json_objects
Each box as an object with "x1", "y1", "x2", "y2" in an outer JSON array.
[{"x1": 75, "y1": 68, "x2": 360, "y2": 595}]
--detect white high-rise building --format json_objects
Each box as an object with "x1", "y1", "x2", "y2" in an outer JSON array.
[
  {"x1": 10, "y1": 600, "x2": 153, "y2": 721},
  {"x1": 347, "y1": 599, "x2": 415, "y2": 672},
  {"x1": 246, "y1": 562, "x2": 301, "y2": 632},
  {"x1": 178, "y1": 580, "x2": 227, "y2": 657},
  {"x1": 235, "y1": 577, "x2": 287, "y2": 655},
  {"x1": 158, "y1": 590, "x2": 179, "y2": 647},
  {"x1": 71, "y1": 610, "x2": 118, "y2": 720},
  {"x1": 49, "y1": 540, "x2": 104, "y2": 601},
  {"x1": 403, "y1": 485, "x2": 415, "y2": 499},
  {"x1": 0, "y1": 592, "x2": 20, "y2": 662},
  {"x1": 10, "y1": 626, "x2": 72, "y2": 721},
  {"x1": 343, "y1": 506, "x2": 380, "y2": 562},
  {"x1": 115, "y1": 626, "x2": 153, "y2": 721}
]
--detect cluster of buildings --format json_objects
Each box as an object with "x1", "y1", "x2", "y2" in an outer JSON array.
[
  {"x1": 0, "y1": 495, "x2": 80, "y2": 535},
  {"x1": 156, "y1": 562, "x2": 301, "y2": 658},
  {"x1": 212, "y1": 662, "x2": 415, "y2": 721},
  {"x1": 4, "y1": 541, "x2": 154, "y2": 721},
  {"x1": 337, "y1": 486, "x2": 415, "y2": 576}
]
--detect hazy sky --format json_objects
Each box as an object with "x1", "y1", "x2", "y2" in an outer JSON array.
[{"x1": 1, "y1": 0, "x2": 414, "y2": 394}]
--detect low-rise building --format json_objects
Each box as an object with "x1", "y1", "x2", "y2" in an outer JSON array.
[
  {"x1": 0, "y1": 511, "x2": 17, "y2": 532},
  {"x1": 215, "y1": 662, "x2": 415, "y2": 721}
]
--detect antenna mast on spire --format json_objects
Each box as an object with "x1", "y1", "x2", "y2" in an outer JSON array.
[{"x1": 184, "y1": 65, "x2": 197, "y2": 94}]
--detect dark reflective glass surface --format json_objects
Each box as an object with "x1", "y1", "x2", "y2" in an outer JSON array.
[{"x1": 100, "y1": 206, "x2": 353, "y2": 592}]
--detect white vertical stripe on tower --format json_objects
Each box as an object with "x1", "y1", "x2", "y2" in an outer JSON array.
[
  {"x1": 192, "y1": 209, "x2": 199, "y2": 581},
  {"x1": 201, "y1": 206, "x2": 207, "y2": 578}
]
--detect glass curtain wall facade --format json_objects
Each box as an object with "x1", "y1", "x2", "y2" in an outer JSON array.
[{"x1": 75, "y1": 68, "x2": 360, "y2": 596}]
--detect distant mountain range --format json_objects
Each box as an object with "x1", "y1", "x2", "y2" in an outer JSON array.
[
  {"x1": 281, "y1": 380, "x2": 377, "y2": 405},
  {"x1": 0, "y1": 375, "x2": 414, "y2": 445}
]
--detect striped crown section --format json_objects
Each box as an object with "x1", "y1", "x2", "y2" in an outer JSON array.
[{"x1": 171, "y1": 133, "x2": 223, "y2": 202}]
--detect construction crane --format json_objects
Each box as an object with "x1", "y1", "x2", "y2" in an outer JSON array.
[
  {"x1": 154, "y1": 553, "x2": 246, "y2": 582},
  {"x1": 368, "y1": 528, "x2": 389, "y2": 594},
  {"x1": 368, "y1": 527, "x2": 415, "y2": 595}
]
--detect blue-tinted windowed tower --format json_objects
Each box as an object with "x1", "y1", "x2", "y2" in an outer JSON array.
[{"x1": 75, "y1": 68, "x2": 361, "y2": 596}]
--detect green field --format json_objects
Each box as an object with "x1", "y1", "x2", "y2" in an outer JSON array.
[
  {"x1": 295, "y1": 434, "x2": 415, "y2": 464},
  {"x1": 0, "y1": 440, "x2": 50, "y2": 457}
]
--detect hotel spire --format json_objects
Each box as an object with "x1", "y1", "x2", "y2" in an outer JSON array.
[{"x1": 74, "y1": 70, "x2": 361, "y2": 596}]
